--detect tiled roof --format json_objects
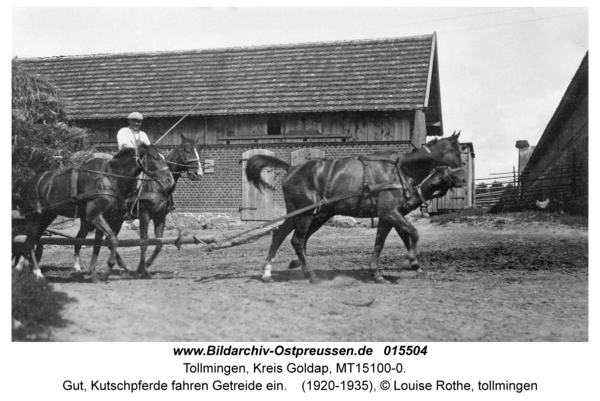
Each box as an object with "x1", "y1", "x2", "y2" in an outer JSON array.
[{"x1": 17, "y1": 34, "x2": 436, "y2": 120}]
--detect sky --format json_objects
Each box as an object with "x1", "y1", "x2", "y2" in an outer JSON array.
[{"x1": 9, "y1": 5, "x2": 590, "y2": 180}]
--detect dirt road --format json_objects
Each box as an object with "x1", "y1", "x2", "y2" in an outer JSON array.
[{"x1": 34, "y1": 214, "x2": 588, "y2": 342}]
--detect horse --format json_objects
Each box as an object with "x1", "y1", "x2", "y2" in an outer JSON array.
[
  {"x1": 72, "y1": 134, "x2": 203, "y2": 278},
  {"x1": 245, "y1": 132, "x2": 465, "y2": 284},
  {"x1": 14, "y1": 144, "x2": 173, "y2": 282}
]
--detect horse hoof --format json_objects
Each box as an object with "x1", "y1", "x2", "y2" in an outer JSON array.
[
  {"x1": 288, "y1": 260, "x2": 301, "y2": 270},
  {"x1": 262, "y1": 276, "x2": 274, "y2": 283},
  {"x1": 309, "y1": 276, "x2": 321, "y2": 285}
]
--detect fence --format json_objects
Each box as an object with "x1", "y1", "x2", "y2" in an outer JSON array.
[{"x1": 474, "y1": 161, "x2": 588, "y2": 215}]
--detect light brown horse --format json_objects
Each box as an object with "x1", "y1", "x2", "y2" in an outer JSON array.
[
  {"x1": 245, "y1": 133, "x2": 465, "y2": 284},
  {"x1": 15, "y1": 144, "x2": 173, "y2": 282}
]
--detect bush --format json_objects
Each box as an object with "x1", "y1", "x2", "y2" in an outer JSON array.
[
  {"x1": 12, "y1": 271, "x2": 74, "y2": 341},
  {"x1": 12, "y1": 59, "x2": 91, "y2": 193}
]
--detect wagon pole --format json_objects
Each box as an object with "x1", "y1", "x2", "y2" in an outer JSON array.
[
  {"x1": 210, "y1": 181, "x2": 405, "y2": 251},
  {"x1": 14, "y1": 234, "x2": 216, "y2": 248},
  {"x1": 209, "y1": 191, "x2": 364, "y2": 251}
]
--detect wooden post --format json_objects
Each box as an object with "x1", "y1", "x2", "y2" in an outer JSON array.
[{"x1": 513, "y1": 166, "x2": 517, "y2": 205}]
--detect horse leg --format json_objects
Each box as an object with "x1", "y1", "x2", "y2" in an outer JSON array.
[
  {"x1": 394, "y1": 227, "x2": 421, "y2": 272},
  {"x1": 90, "y1": 215, "x2": 118, "y2": 283},
  {"x1": 73, "y1": 220, "x2": 93, "y2": 273},
  {"x1": 21, "y1": 214, "x2": 53, "y2": 279},
  {"x1": 290, "y1": 215, "x2": 320, "y2": 284},
  {"x1": 109, "y1": 219, "x2": 130, "y2": 277},
  {"x1": 29, "y1": 248, "x2": 45, "y2": 280},
  {"x1": 136, "y1": 212, "x2": 153, "y2": 279},
  {"x1": 145, "y1": 215, "x2": 166, "y2": 271},
  {"x1": 14, "y1": 254, "x2": 25, "y2": 271},
  {"x1": 34, "y1": 244, "x2": 43, "y2": 265},
  {"x1": 288, "y1": 212, "x2": 331, "y2": 270},
  {"x1": 261, "y1": 217, "x2": 296, "y2": 283},
  {"x1": 392, "y1": 215, "x2": 421, "y2": 279},
  {"x1": 86, "y1": 229, "x2": 104, "y2": 280},
  {"x1": 369, "y1": 219, "x2": 393, "y2": 284}
]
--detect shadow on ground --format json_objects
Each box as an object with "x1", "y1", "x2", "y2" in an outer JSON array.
[{"x1": 12, "y1": 270, "x2": 77, "y2": 341}]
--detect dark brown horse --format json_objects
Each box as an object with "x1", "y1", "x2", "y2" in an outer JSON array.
[
  {"x1": 245, "y1": 133, "x2": 465, "y2": 284},
  {"x1": 72, "y1": 135, "x2": 202, "y2": 278},
  {"x1": 15, "y1": 144, "x2": 173, "y2": 282}
]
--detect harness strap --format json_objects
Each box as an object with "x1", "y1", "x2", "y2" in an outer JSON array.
[
  {"x1": 323, "y1": 159, "x2": 338, "y2": 200},
  {"x1": 314, "y1": 159, "x2": 339, "y2": 214},
  {"x1": 71, "y1": 165, "x2": 80, "y2": 200},
  {"x1": 34, "y1": 171, "x2": 52, "y2": 213},
  {"x1": 357, "y1": 156, "x2": 373, "y2": 198},
  {"x1": 102, "y1": 160, "x2": 124, "y2": 200}
]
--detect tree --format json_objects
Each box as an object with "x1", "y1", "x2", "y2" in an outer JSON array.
[{"x1": 12, "y1": 59, "x2": 90, "y2": 190}]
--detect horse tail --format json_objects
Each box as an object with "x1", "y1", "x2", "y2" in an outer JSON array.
[{"x1": 245, "y1": 155, "x2": 290, "y2": 192}]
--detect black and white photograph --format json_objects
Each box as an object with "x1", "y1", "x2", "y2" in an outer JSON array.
[{"x1": 6, "y1": 4, "x2": 594, "y2": 399}]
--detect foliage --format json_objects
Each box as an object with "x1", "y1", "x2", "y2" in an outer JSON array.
[
  {"x1": 12, "y1": 271, "x2": 74, "y2": 341},
  {"x1": 12, "y1": 59, "x2": 91, "y2": 188}
]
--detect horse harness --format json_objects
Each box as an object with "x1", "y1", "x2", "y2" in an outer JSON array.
[
  {"x1": 27, "y1": 155, "x2": 167, "y2": 217},
  {"x1": 127, "y1": 148, "x2": 200, "y2": 215},
  {"x1": 318, "y1": 151, "x2": 464, "y2": 212}
]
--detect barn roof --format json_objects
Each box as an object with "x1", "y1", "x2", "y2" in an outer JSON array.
[{"x1": 16, "y1": 34, "x2": 441, "y2": 120}]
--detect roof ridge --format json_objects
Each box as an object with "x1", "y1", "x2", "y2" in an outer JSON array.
[{"x1": 17, "y1": 33, "x2": 434, "y2": 61}]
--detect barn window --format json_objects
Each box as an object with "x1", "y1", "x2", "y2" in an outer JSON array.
[{"x1": 267, "y1": 115, "x2": 281, "y2": 136}]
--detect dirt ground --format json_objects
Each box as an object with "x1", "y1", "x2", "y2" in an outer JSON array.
[{"x1": 30, "y1": 213, "x2": 588, "y2": 342}]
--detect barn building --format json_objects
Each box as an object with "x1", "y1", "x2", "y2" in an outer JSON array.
[
  {"x1": 519, "y1": 52, "x2": 588, "y2": 216},
  {"x1": 17, "y1": 33, "x2": 461, "y2": 220}
]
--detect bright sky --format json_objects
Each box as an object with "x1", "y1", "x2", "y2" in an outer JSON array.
[{"x1": 10, "y1": 6, "x2": 589, "y2": 179}]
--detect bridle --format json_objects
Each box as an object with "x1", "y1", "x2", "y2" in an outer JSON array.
[
  {"x1": 135, "y1": 152, "x2": 171, "y2": 192},
  {"x1": 413, "y1": 165, "x2": 465, "y2": 205},
  {"x1": 166, "y1": 146, "x2": 201, "y2": 177}
]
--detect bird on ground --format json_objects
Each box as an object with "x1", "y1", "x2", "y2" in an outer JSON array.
[{"x1": 536, "y1": 199, "x2": 550, "y2": 209}]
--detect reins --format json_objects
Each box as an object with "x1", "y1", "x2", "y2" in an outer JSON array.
[
  {"x1": 413, "y1": 165, "x2": 465, "y2": 206},
  {"x1": 75, "y1": 167, "x2": 158, "y2": 181}
]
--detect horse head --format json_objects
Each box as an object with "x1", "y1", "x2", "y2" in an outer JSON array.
[
  {"x1": 421, "y1": 131, "x2": 463, "y2": 169},
  {"x1": 171, "y1": 134, "x2": 203, "y2": 181},
  {"x1": 430, "y1": 165, "x2": 466, "y2": 194},
  {"x1": 137, "y1": 144, "x2": 174, "y2": 190}
]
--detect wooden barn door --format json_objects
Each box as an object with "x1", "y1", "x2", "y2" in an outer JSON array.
[
  {"x1": 241, "y1": 149, "x2": 275, "y2": 221},
  {"x1": 290, "y1": 148, "x2": 325, "y2": 166},
  {"x1": 428, "y1": 146, "x2": 472, "y2": 213}
]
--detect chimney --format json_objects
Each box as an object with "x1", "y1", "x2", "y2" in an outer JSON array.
[{"x1": 515, "y1": 140, "x2": 535, "y2": 173}]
